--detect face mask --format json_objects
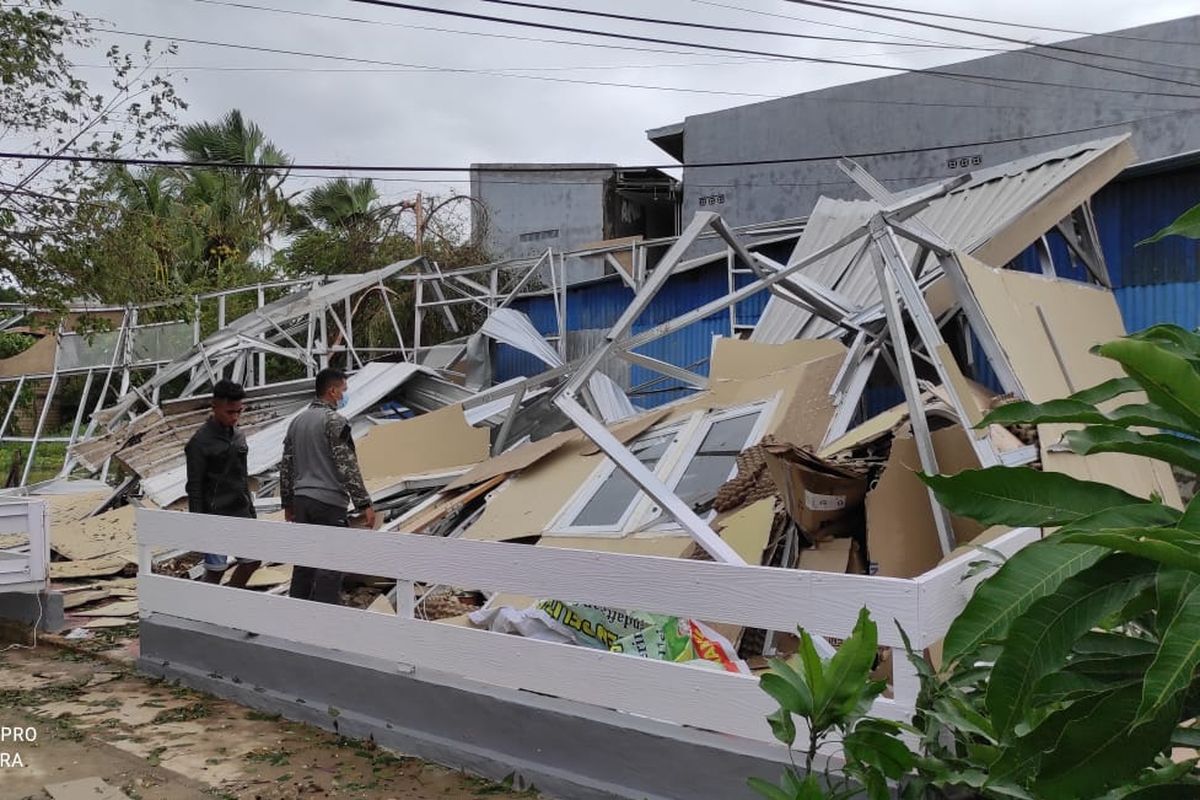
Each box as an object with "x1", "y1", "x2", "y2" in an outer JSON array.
[{"x1": 337, "y1": 392, "x2": 349, "y2": 410}]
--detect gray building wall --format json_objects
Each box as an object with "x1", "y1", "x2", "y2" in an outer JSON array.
[
  {"x1": 471, "y1": 164, "x2": 611, "y2": 264},
  {"x1": 651, "y1": 15, "x2": 1200, "y2": 229}
]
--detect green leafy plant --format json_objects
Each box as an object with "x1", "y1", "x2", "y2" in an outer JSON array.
[
  {"x1": 752, "y1": 608, "x2": 914, "y2": 800},
  {"x1": 916, "y1": 323, "x2": 1200, "y2": 798},
  {"x1": 755, "y1": 325, "x2": 1200, "y2": 799},
  {"x1": 1139, "y1": 203, "x2": 1200, "y2": 245}
]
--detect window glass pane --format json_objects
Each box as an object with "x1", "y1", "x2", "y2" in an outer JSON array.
[
  {"x1": 702, "y1": 413, "x2": 760, "y2": 452},
  {"x1": 674, "y1": 453, "x2": 738, "y2": 508},
  {"x1": 571, "y1": 472, "x2": 640, "y2": 527},
  {"x1": 569, "y1": 427, "x2": 678, "y2": 527},
  {"x1": 671, "y1": 411, "x2": 763, "y2": 512}
]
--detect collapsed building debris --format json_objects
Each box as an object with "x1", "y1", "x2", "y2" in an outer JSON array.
[{"x1": 3, "y1": 133, "x2": 1181, "y2": 674}]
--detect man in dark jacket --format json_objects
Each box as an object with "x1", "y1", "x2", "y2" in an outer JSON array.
[
  {"x1": 184, "y1": 379, "x2": 261, "y2": 587},
  {"x1": 280, "y1": 368, "x2": 376, "y2": 604}
]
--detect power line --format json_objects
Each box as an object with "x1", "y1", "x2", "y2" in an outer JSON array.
[
  {"x1": 104, "y1": 29, "x2": 780, "y2": 98},
  {"x1": 814, "y1": 0, "x2": 1199, "y2": 44},
  {"x1": 463, "y1": 0, "x2": 995, "y2": 51},
  {"x1": 785, "y1": 1, "x2": 1200, "y2": 82},
  {"x1": 682, "y1": 0, "x2": 966, "y2": 49},
  {"x1": 1, "y1": 107, "x2": 1190, "y2": 175},
  {"x1": 183, "y1": 0, "x2": 786, "y2": 62},
  {"x1": 335, "y1": 0, "x2": 1200, "y2": 99},
  {"x1": 477, "y1": 0, "x2": 1200, "y2": 89}
]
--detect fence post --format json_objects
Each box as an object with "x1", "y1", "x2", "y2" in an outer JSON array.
[
  {"x1": 27, "y1": 499, "x2": 48, "y2": 585},
  {"x1": 395, "y1": 580, "x2": 415, "y2": 618}
]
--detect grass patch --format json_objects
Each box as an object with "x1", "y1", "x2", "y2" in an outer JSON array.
[
  {"x1": 244, "y1": 746, "x2": 291, "y2": 767},
  {"x1": 151, "y1": 701, "x2": 212, "y2": 724},
  {"x1": 244, "y1": 709, "x2": 280, "y2": 722}
]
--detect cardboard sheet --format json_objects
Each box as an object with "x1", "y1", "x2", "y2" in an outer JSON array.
[
  {"x1": 356, "y1": 404, "x2": 489, "y2": 482},
  {"x1": 763, "y1": 442, "x2": 868, "y2": 540},
  {"x1": 798, "y1": 537, "x2": 853, "y2": 574},
  {"x1": 713, "y1": 498, "x2": 775, "y2": 564},
  {"x1": 866, "y1": 425, "x2": 984, "y2": 579},
  {"x1": 957, "y1": 253, "x2": 1180, "y2": 507}
]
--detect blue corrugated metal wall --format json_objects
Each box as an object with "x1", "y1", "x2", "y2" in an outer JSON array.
[
  {"x1": 497, "y1": 262, "x2": 734, "y2": 408},
  {"x1": 496, "y1": 164, "x2": 1200, "y2": 408}
]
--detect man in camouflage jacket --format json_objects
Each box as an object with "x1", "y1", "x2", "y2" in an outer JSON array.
[{"x1": 280, "y1": 367, "x2": 376, "y2": 604}]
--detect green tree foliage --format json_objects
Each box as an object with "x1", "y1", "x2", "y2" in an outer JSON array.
[
  {"x1": 0, "y1": 0, "x2": 184, "y2": 309},
  {"x1": 62, "y1": 110, "x2": 296, "y2": 315}
]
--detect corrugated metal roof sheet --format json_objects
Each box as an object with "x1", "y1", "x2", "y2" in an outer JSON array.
[
  {"x1": 751, "y1": 136, "x2": 1132, "y2": 342},
  {"x1": 480, "y1": 308, "x2": 637, "y2": 422}
]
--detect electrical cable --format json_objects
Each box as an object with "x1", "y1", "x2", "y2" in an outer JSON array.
[
  {"x1": 812, "y1": 0, "x2": 1200, "y2": 44},
  {"x1": 332, "y1": 0, "x2": 1200, "y2": 99},
  {"x1": 683, "y1": 0, "x2": 966, "y2": 49},
  {"x1": 784, "y1": 0, "x2": 1200, "y2": 82},
  {"x1": 189, "y1": 0, "x2": 984, "y2": 52},
  {"x1": 183, "y1": 0, "x2": 788, "y2": 62},
  {"x1": 101, "y1": 29, "x2": 779, "y2": 98},
  {"x1": 0, "y1": 107, "x2": 1191, "y2": 175},
  {"x1": 475, "y1": 0, "x2": 1200, "y2": 88}
]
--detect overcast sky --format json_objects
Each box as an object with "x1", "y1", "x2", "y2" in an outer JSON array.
[{"x1": 64, "y1": 0, "x2": 1197, "y2": 202}]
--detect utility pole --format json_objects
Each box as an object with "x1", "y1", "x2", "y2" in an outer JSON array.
[{"x1": 414, "y1": 191, "x2": 424, "y2": 255}]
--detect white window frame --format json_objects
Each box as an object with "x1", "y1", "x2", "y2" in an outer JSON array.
[
  {"x1": 548, "y1": 420, "x2": 689, "y2": 537},
  {"x1": 546, "y1": 395, "x2": 779, "y2": 537}
]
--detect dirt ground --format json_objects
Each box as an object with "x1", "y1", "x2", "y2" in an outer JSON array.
[{"x1": 0, "y1": 644, "x2": 540, "y2": 800}]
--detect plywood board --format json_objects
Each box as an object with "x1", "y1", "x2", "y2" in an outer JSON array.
[
  {"x1": 62, "y1": 589, "x2": 113, "y2": 610},
  {"x1": 934, "y1": 344, "x2": 987, "y2": 428},
  {"x1": 580, "y1": 408, "x2": 670, "y2": 456},
  {"x1": 224, "y1": 564, "x2": 292, "y2": 588},
  {"x1": 0, "y1": 333, "x2": 56, "y2": 377},
  {"x1": 714, "y1": 499, "x2": 775, "y2": 565},
  {"x1": 446, "y1": 430, "x2": 578, "y2": 492},
  {"x1": 356, "y1": 404, "x2": 489, "y2": 482},
  {"x1": 866, "y1": 425, "x2": 984, "y2": 579},
  {"x1": 50, "y1": 556, "x2": 131, "y2": 579},
  {"x1": 538, "y1": 535, "x2": 695, "y2": 559},
  {"x1": 73, "y1": 600, "x2": 138, "y2": 617},
  {"x1": 709, "y1": 338, "x2": 845, "y2": 382},
  {"x1": 49, "y1": 502, "x2": 136, "y2": 562},
  {"x1": 958, "y1": 253, "x2": 1180, "y2": 507},
  {"x1": 367, "y1": 593, "x2": 395, "y2": 615}
]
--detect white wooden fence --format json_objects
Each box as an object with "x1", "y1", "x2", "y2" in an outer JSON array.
[
  {"x1": 135, "y1": 508, "x2": 1037, "y2": 749},
  {"x1": 0, "y1": 499, "x2": 48, "y2": 592}
]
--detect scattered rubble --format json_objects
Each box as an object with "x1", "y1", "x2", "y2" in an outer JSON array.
[{"x1": 3, "y1": 134, "x2": 1185, "y2": 682}]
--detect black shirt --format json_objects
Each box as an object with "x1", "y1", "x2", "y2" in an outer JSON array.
[{"x1": 184, "y1": 417, "x2": 256, "y2": 518}]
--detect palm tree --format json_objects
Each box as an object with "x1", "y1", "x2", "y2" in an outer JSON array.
[
  {"x1": 297, "y1": 177, "x2": 381, "y2": 231},
  {"x1": 171, "y1": 110, "x2": 294, "y2": 268}
]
